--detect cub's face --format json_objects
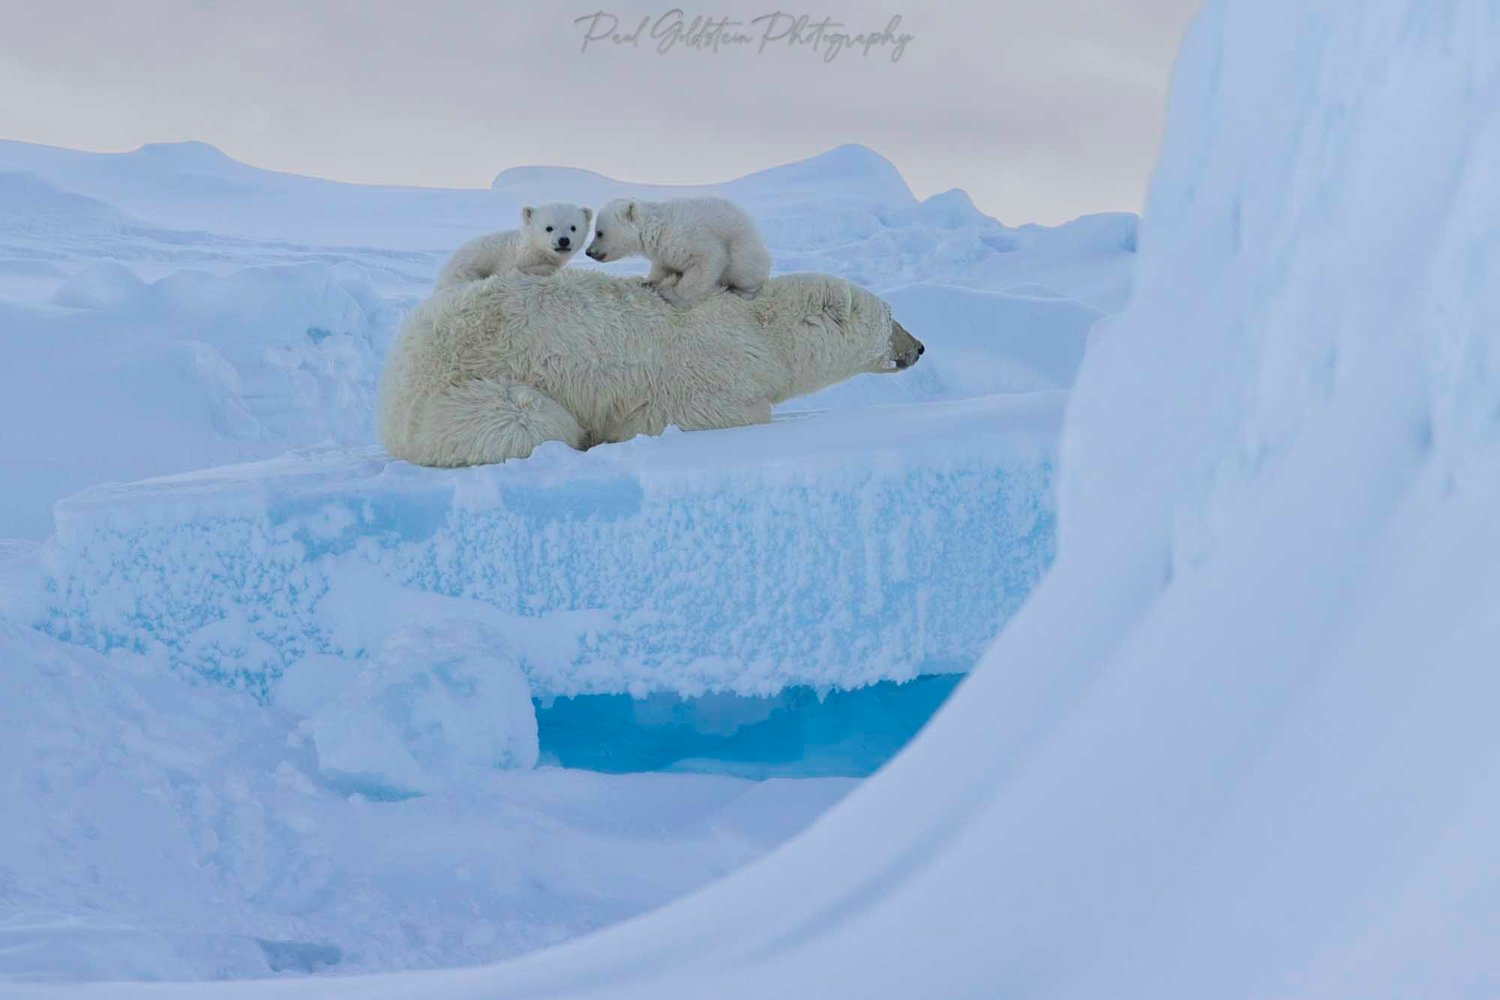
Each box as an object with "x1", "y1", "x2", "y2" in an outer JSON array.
[
  {"x1": 521, "y1": 203, "x2": 593, "y2": 259},
  {"x1": 584, "y1": 199, "x2": 644, "y2": 262}
]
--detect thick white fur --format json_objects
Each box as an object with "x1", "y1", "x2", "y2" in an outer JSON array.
[
  {"x1": 435, "y1": 203, "x2": 592, "y2": 289},
  {"x1": 586, "y1": 197, "x2": 772, "y2": 307},
  {"x1": 379, "y1": 269, "x2": 917, "y2": 468}
]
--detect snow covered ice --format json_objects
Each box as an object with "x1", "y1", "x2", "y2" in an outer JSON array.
[
  {"x1": 40, "y1": 395, "x2": 1058, "y2": 699},
  {"x1": 0, "y1": 141, "x2": 1125, "y2": 541},
  {"x1": 293, "y1": 621, "x2": 540, "y2": 797},
  {"x1": 0, "y1": 119, "x2": 1132, "y2": 981},
  {"x1": 0, "y1": 0, "x2": 1486, "y2": 995},
  {"x1": 0, "y1": 618, "x2": 856, "y2": 982},
  {"x1": 14, "y1": 0, "x2": 1497, "y2": 989}
]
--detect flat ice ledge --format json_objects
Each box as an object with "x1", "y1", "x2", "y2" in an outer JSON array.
[{"x1": 40, "y1": 394, "x2": 1060, "y2": 700}]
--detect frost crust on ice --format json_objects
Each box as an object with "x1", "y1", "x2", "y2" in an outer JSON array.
[{"x1": 39, "y1": 395, "x2": 1059, "y2": 701}]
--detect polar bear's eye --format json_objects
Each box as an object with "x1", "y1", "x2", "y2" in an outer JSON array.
[
  {"x1": 545, "y1": 226, "x2": 554, "y2": 233},
  {"x1": 570, "y1": 225, "x2": 577, "y2": 232},
  {"x1": 597, "y1": 230, "x2": 604, "y2": 239}
]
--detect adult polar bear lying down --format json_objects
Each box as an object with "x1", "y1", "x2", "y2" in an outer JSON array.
[{"x1": 379, "y1": 269, "x2": 925, "y2": 467}]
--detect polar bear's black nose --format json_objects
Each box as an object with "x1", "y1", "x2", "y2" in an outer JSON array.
[{"x1": 557, "y1": 236, "x2": 571, "y2": 248}]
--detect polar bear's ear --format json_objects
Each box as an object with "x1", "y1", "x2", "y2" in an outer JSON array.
[
  {"x1": 623, "y1": 201, "x2": 637, "y2": 223},
  {"x1": 821, "y1": 283, "x2": 854, "y2": 326},
  {"x1": 522, "y1": 206, "x2": 535, "y2": 225},
  {"x1": 581, "y1": 206, "x2": 594, "y2": 227}
]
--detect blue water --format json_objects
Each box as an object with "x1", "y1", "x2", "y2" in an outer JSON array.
[{"x1": 535, "y1": 674, "x2": 964, "y2": 778}]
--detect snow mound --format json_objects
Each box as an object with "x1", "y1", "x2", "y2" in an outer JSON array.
[
  {"x1": 40, "y1": 394, "x2": 1060, "y2": 701},
  {"x1": 291, "y1": 621, "x2": 539, "y2": 798},
  {"x1": 0, "y1": 138, "x2": 492, "y2": 248},
  {"x1": 0, "y1": 170, "x2": 139, "y2": 235},
  {"x1": 492, "y1": 144, "x2": 916, "y2": 213},
  {"x1": 50, "y1": 260, "x2": 148, "y2": 310},
  {"x1": 0, "y1": 261, "x2": 394, "y2": 538}
]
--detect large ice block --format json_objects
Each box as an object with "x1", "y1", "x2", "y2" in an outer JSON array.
[{"x1": 41, "y1": 393, "x2": 1059, "y2": 701}]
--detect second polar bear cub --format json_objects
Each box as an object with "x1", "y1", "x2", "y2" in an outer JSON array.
[
  {"x1": 586, "y1": 197, "x2": 771, "y2": 307},
  {"x1": 435, "y1": 203, "x2": 592, "y2": 289}
]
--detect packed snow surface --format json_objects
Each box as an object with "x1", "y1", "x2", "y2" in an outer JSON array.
[
  {"x1": 0, "y1": 620, "x2": 854, "y2": 983},
  {"x1": 14, "y1": 0, "x2": 1494, "y2": 995},
  {"x1": 0, "y1": 141, "x2": 1130, "y2": 540},
  {"x1": 0, "y1": 133, "x2": 1126, "y2": 985}
]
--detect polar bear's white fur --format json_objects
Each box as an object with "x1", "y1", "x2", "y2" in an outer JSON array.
[
  {"x1": 378, "y1": 270, "x2": 924, "y2": 468},
  {"x1": 586, "y1": 197, "x2": 771, "y2": 307},
  {"x1": 434, "y1": 203, "x2": 593, "y2": 289}
]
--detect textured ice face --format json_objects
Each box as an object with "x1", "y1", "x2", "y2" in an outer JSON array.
[
  {"x1": 41, "y1": 395, "x2": 1060, "y2": 702},
  {"x1": 521, "y1": 202, "x2": 593, "y2": 258}
]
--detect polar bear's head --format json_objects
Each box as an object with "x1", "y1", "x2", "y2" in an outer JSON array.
[
  {"x1": 521, "y1": 203, "x2": 594, "y2": 262},
  {"x1": 758, "y1": 275, "x2": 926, "y2": 403},
  {"x1": 585, "y1": 199, "x2": 649, "y2": 262}
]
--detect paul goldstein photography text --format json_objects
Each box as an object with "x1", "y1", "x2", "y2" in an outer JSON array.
[{"x1": 574, "y1": 10, "x2": 914, "y2": 62}]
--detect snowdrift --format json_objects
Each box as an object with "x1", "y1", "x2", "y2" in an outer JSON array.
[
  {"x1": 0, "y1": 262, "x2": 393, "y2": 539},
  {"x1": 0, "y1": 620, "x2": 856, "y2": 982}
]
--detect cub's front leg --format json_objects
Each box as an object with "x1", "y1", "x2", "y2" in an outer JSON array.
[
  {"x1": 644, "y1": 261, "x2": 680, "y2": 290},
  {"x1": 658, "y1": 245, "x2": 728, "y2": 308}
]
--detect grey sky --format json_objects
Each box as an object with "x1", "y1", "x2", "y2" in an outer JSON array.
[{"x1": 0, "y1": 0, "x2": 1200, "y2": 225}]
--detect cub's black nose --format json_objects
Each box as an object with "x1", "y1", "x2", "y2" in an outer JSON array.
[{"x1": 557, "y1": 236, "x2": 571, "y2": 248}]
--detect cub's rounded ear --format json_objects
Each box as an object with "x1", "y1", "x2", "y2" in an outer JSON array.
[
  {"x1": 522, "y1": 206, "x2": 535, "y2": 225},
  {"x1": 624, "y1": 201, "x2": 637, "y2": 223},
  {"x1": 581, "y1": 206, "x2": 594, "y2": 227}
]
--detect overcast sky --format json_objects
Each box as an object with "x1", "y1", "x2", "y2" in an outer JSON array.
[{"x1": 0, "y1": 0, "x2": 1200, "y2": 224}]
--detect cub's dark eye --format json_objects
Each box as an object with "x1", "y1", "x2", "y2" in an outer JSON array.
[
  {"x1": 570, "y1": 225, "x2": 577, "y2": 232},
  {"x1": 545, "y1": 226, "x2": 554, "y2": 233},
  {"x1": 597, "y1": 231, "x2": 604, "y2": 239}
]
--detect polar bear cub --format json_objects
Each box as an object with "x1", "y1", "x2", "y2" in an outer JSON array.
[
  {"x1": 435, "y1": 203, "x2": 593, "y2": 289},
  {"x1": 586, "y1": 196, "x2": 771, "y2": 307}
]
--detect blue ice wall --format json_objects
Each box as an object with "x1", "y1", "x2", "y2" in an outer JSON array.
[{"x1": 39, "y1": 397, "x2": 1059, "y2": 730}]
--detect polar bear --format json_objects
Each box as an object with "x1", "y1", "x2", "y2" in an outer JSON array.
[
  {"x1": 378, "y1": 269, "x2": 923, "y2": 467},
  {"x1": 585, "y1": 197, "x2": 771, "y2": 307},
  {"x1": 434, "y1": 203, "x2": 593, "y2": 289}
]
